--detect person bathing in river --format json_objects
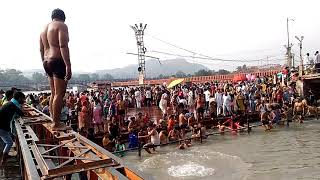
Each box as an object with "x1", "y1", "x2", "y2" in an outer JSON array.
[
  {"x1": 168, "y1": 126, "x2": 181, "y2": 141},
  {"x1": 261, "y1": 109, "x2": 272, "y2": 131},
  {"x1": 159, "y1": 130, "x2": 168, "y2": 144},
  {"x1": 209, "y1": 98, "x2": 217, "y2": 119},
  {"x1": 187, "y1": 112, "x2": 196, "y2": 129},
  {"x1": 195, "y1": 93, "x2": 205, "y2": 121},
  {"x1": 102, "y1": 132, "x2": 114, "y2": 152},
  {"x1": 191, "y1": 123, "x2": 207, "y2": 140},
  {"x1": 191, "y1": 124, "x2": 201, "y2": 140},
  {"x1": 271, "y1": 104, "x2": 282, "y2": 125},
  {"x1": 128, "y1": 116, "x2": 139, "y2": 132},
  {"x1": 140, "y1": 124, "x2": 160, "y2": 154},
  {"x1": 178, "y1": 139, "x2": 191, "y2": 150},
  {"x1": 114, "y1": 138, "x2": 126, "y2": 157},
  {"x1": 294, "y1": 98, "x2": 305, "y2": 123},
  {"x1": 219, "y1": 114, "x2": 244, "y2": 132},
  {"x1": 179, "y1": 110, "x2": 188, "y2": 138}
]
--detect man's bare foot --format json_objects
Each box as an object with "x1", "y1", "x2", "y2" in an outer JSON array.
[{"x1": 51, "y1": 122, "x2": 72, "y2": 131}]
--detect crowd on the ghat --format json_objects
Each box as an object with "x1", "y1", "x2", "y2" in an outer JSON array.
[{"x1": 0, "y1": 67, "x2": 319, "y2": 156}]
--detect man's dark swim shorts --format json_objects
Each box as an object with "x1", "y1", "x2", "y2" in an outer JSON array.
[{"x1": 43, "y1": 58, "x2": 66, "y2": 80}]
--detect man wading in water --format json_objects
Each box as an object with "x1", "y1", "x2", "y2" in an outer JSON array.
[
  {"x1": 294, "y1": 98, "x2": 305, "y2": 123},
  {"x1": 40, "y1": 9, "x2": 72, "y2": 131}
]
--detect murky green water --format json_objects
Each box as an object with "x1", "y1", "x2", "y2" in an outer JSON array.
[{"x1": 124, "y1": 119, "x2": 320, "y2": 180}]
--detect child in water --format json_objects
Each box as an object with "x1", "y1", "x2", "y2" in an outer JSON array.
[
  {"x1": 115, "y1": 138, "x2": 126, "y2": 157},
  {"x1": 178, "y1": 139, "x2": 192, "y2": 150}
]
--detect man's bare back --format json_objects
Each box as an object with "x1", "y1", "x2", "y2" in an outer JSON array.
[
  {"x1": 40, "y1": 20, "x2": 71, "y2": 81},
  {"x1": 179, "y1": 113, "x2": 186, "y2": 126},
  {"x1": 41, "y1": 21, "x2": 67, "y2": 59},
  {"x1": 295, "y1": 102, "x2": 304, "y2": 112}
]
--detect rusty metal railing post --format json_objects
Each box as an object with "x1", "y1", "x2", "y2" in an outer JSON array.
[
  {"x1": 200, "y1": 128, "x2": 203, "y2": 144},
  {"x1": 138, "y1": 142, "x2": 142, "y2": 157}
]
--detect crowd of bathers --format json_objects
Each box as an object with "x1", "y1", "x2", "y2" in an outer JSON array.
[{"x1": 0, "y1": 68, "x2": 319, "y2": 155}]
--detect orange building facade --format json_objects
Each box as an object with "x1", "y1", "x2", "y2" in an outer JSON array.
[{"x1": 111, "y1": 69, "x2": 280, "y2": 87}]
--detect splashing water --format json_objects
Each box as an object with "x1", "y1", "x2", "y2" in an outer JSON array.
[
  {"x1": 135, "y1": 146, "x2": 251, "y2": 179},
  {"x1": 168, "y1": 161, "x2": 215, "y2": 177}
]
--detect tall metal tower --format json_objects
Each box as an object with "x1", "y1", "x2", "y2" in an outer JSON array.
[
  {"x1": 131, "y1": 23, "x2": 147, "y2": 85},
  {"x1": 285, "y1": 18, "x2": 294, "y2": 68}
]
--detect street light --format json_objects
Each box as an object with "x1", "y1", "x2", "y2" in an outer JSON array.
[
  {"x1": 287, "y1": 18, "x2": 294, "y2": 47},
  {"x1": 295, "y1": 35, "x2": 304, "y2": 76},
  {"x1": 286, "y1": 18, "x2": 294, "y2": 68}
]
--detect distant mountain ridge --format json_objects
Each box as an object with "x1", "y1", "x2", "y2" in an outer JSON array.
[
  {"x1": 20, "y1": 59, "x2": 209, "y2": 79},
  {"x1": 95, "y1": 58, "x2": 209, "y2": 79}
]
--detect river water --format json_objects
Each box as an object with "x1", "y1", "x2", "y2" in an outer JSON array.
[{"x1": 124, "y1": 119, "x2": 320, "y2": 180}]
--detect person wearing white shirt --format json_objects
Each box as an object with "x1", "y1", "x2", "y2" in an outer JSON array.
[
  {"x1": 179, "y1": 98, "x2": 187, "y2": 107},
  {"x1": 214, "y1": 89, "x2": 223, "y2": 116},
  {"x1": 135, "y1": 88, "x2": 142, "y2": 108},
  {"x1": 315, "y1": 51, "x2": 320, "y2": 73},
  {"x1": 188, "y1": 90, "x2": 195, "y2": 111},
  {"x1": 204, "y1": 89, "x2": 211, "y2": 111},
  {"x1": 159, "y1": 93, "x2": 168, "y2": 116},
  {"x1": 145, "y1": 89, "x2": 152, "y2": 107},
  {"x1": 222, "y1": 91, "x2": 232, "y2": 116},
  {"x1": 305, "y1": 53, "x2": 313, "y2": 65}
]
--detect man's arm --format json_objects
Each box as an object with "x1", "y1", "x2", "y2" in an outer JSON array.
[
  {"x1": 58, "y1": 24, "x2": 71, "y2": 80},
  {"x1": 40, "y1": 36, "x2": 44, "y2": 61},
  {"x1": 16, "y1": 106, "x2": 25, "y2": 117}
]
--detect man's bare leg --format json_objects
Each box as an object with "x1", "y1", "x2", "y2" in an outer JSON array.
[
  {"x1": 48, "y1": 77, "x2": 55, "y2": 117},
  {"x1": 51, "y1": 77, "x2": 70, "y2": 131}
]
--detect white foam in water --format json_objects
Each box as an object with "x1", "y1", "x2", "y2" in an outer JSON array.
[
  {"x1": 168, "y1": 161, "x2": 215, "y2": 177},
  {"x1": 137, "y1": 148, "x2": 252, "y2": 179}
]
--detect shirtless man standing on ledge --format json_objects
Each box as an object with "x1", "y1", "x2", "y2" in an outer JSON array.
[{"x1": 40, "y1": 9, "x2": 72, "y2": 131}]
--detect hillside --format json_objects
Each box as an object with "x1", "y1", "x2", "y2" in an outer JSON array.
[{"x1": 96, "y1": 58, "x2": 209, "y2": 79}]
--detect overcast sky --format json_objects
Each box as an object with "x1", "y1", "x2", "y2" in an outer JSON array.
[{"x1": 1, "y1": 0, "x2": 320, "y2": 72}]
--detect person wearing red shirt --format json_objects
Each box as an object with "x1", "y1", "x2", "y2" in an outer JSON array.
[{"x1": 167, "y1": 115, "x2": 176, "y2": 132}]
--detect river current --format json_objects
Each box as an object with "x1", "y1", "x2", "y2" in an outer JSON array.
[{"x1": 124, "y1": 119, "x2": 320, "y2": 180}]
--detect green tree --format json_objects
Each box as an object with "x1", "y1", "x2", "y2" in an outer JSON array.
[
  {"x1": 32, "y1": 72, "x2": 47, "y2": 83},
  {"x1": 5, "y1": 69, "x2": 30, "y2": 84},
  {"x1": 242, "y1": 64, "x2": 247, "y2": 71},
  {"x1": 100, "y1": 73, "x2": 114, "y2": 80},
  {"x1": 236, "y1": 64, "x2": 248, "y2": 72},
  {"x1": 90, "y1": 73, "x2": 100, "y2": 81},
  {"x1": 218, "y1": 69, "x2": 230, "y2": 75},
  {"x1": 77, "y1": 74, "x2": 91, "y2": 83},
  {"x1": 158, "y1": 74, "x2": 165, "y2": 79},
  {"x1": 175, "y1": 71, "x2": 187, "y2": 78},
  {"x1": 194, "y1": 69, "x2": 212, "y2": 76},
  {"x1": 0, "y1": 69, "x2": 31, "y2": 87},
  {"x1": 236, "y1": 66, "x2": 242, "y2": 72}
]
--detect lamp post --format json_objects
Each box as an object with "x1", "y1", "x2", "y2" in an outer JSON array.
[
  {"x1": 285, "y1": 18, "x2": 294, "y2": 68},
  {"x1": 295, "y1": 35, "x2": 304, "y2": 76}
]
